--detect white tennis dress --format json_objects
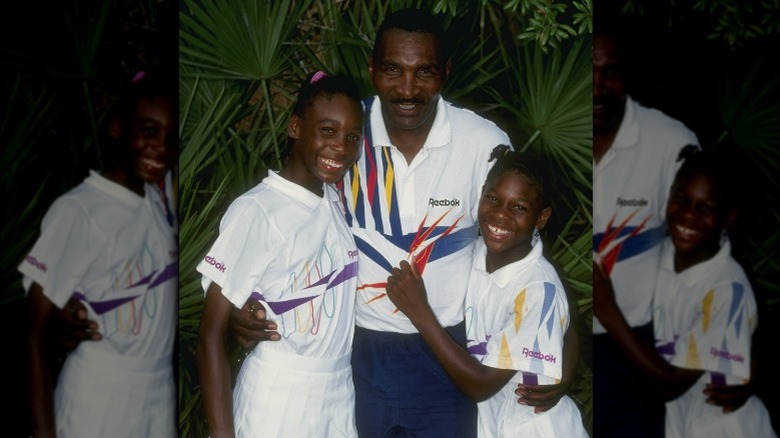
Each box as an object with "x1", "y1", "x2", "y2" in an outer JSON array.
[
  {"x1": 197, "y1": 171, "x2": 359, "y2": 437},
  {"x1": 19, "y1": 170, "x2": 177, "y2": 437}
]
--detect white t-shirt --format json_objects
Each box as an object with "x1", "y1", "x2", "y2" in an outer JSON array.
[
  {"x1": 338, "y1": 96, "x2": 511, "y2": 333},
  {"x1": 466, "y1": 238, "x2": 587, "y2": 438},
  {"x1": 18, "y1": 170, "x2": 178, "y2": 436},
  {"x1": 593, "y1": 96, "x2": 699, "y2": 333},
  {"x1": 19, "y1": 170, "x2": 177, "y2": 358},
  {"x1": 197, "y1": 171, "x2": 359, "y2": 359},
  {"x1": 654, "y1": 238, "x2": 776, "y2": 438}
]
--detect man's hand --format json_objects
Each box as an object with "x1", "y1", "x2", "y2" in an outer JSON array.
[
  {"x1": 229, "y1": 299, "x2": 280, "y2": 351},
  {"x1": 704, "y1": 382, "x2": 753, "y2": 413},
  {"x1": 54, "y1": 298, "x2": 101, "y2": 352},
  {"x1": 515, "y1": 381, "x2": 571, "y2": 414}
]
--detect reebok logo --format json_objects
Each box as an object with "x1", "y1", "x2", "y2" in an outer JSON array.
[
  {"x1": 522, "y1": 347, "x2": 557, "y2": 363},
  {"x1": 204, "y1": 256, "x2": 227, "y2": 273},
  {"x1": 26, "y1": 255, "x2": 47, "y2": 273},
  {"x1": 710, "y1": 347, "x2": 745, "y2": 363},
  {"x1": 347, "y1": 250, "x2": 359, "y2": 259},
  {"x1": 616, "y1": 197, "x2": 648, "y2": 207},
  {"x1": 429, "y1": 198, "x2": 461, "y2": 207}
]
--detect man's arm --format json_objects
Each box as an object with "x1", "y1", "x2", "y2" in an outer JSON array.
[
  {"x1": 26, "y1": 282, "x2": 57, "y2": 438},
  {"x1": 386, "y1": 261, "x2": 515, "y2": 402}
]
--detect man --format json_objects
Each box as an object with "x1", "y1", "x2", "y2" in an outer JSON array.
[{"x1": 231, "y1": 8, "x2": 578, "y2": 437}]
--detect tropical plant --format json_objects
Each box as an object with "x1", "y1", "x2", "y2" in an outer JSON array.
[{"x1": 178, "y1": 0, "x2": 593, "y2": 436}]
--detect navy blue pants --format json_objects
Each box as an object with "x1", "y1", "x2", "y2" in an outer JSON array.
[
  {"x1": 593, "y1": 322, "x2": 665, "y2": 438},
  {"x1": 351, "y1": 322, "x2": 477, "y2": 438}
]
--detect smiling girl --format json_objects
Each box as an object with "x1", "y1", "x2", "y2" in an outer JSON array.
[
  {"x1": 385, "y1": 145, "x2": 587, "y2": 437},
  {"x1": 196, "y1": 72, "x2": 364, "y2": 437},
  {"x1": 595, "y1": 146, "x2": 776, "y2": 437}
]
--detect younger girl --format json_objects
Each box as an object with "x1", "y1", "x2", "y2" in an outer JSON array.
[
  {"x1": 594, "y1": 146, "x2": 776, "y2": 437},
  {"x1": 386, "y1": 145, "x2": 587, "y2": 437},
  {"x1": 196, "y1": 72, "x2": 364, "y2": 437}
]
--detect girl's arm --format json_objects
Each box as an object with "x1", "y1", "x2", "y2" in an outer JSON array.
[
  {"x1": 26, "y1": 282, "x2": 57, "y2": 438},
  {"x1": 386, "y1": 261, "x2": 515, "y2": 402},
  {"x1": 593, "y1": 261, "x2": 702, "y2": 401},
  {"x1": 197, "y1": 282, "x2": 236, "y2": 438}
]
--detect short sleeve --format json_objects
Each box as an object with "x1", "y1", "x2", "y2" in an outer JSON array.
[
  {"x1": 196, "y1": 196, "x2": 280, "y2": 308},
  {"x1": 481, "y1": 281, "x2": 569, "y2": 381},
  {"x1": 670, "y1": 280, "x2": 754, "y2": 380},
  {"x1": 18, "y1": 197, "x2": 103, "y2": 308}
]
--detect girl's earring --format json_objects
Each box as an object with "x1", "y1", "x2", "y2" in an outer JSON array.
[{"x1": 533, "y1": 228, "x2": 540, "y2": 238}]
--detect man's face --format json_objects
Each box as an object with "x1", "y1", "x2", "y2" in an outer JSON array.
[
  {"x1": 370, "y1": 28, "x2": 449, "y2": 136},
  {"x1": 593, "y1": 33, "x2": 626, "y2": 134}
]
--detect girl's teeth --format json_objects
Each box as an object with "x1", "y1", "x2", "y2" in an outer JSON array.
[
  {"x1": 321, "y1": 158, "x2": 343, "y2": 168},
  {"x1": 488, "y1": 224, "x2": 509, "y2": 235}
]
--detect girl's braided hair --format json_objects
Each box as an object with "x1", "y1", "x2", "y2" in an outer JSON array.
[{"x1": 485, "y1": 144, "x2": 552, "y2": 209}]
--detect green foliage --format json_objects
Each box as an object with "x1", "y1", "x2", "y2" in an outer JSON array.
[{"x1": 622, "y1": 0, "x2": 780, "y2": 50}]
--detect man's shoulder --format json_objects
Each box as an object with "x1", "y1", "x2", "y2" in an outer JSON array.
[
  {"x1": 443, "y1": 100, "x2": 510, "y2": 141},
  {"x1": 630, "y1": 98, "x2": 696, "y2": 139}
]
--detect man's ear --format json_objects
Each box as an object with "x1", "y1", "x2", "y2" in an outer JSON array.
[
  {"x1": 444, "y1": 58, "x2": 452, "y2": 82},
  {"x1": 536, "y1": 206, "x2": 552, "y2": 231},
  {"x1": 109, "y1": 117, "x2": 122, "y2": 140},
  {"x1": 287, "y1": 114, "x2": 300, "y2": 139}
]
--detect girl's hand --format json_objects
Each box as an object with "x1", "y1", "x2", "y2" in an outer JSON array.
[{"x1": 386, "y1": 260, "x2": 432, "y2": 321}]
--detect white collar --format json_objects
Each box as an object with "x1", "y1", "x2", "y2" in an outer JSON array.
[{"x1": 368, "y1": 96, "x2": 452, "y2": 150}]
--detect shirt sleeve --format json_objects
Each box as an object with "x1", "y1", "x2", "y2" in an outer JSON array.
[
  {"x1": 196, "y1": 196, "x2": 280, "y2": 308},
  {"x1": 481, "y1": 280, "x2": 569, "y2": 381},
  {"x1": 18, "y1": 197, "x2": 103, "y2": 308},
  {"x1": 669, "y1": 280, "x2": 754, "y2": 380}
]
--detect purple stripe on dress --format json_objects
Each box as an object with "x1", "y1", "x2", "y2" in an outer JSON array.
[
  {"x1": 326, "y1": 261, "x2": 358, "y2": 289},
  {"x1": 90, "y1": 296, "x2": 141, "y2": 315},
  {"x1": 656, "y1": 342, "x2": 675, "y2": 355},
  {"x1": 128, "y1": 270, "x2": 156, "y2": 288},
  {"x1": 148, "y1": 262, "x2": 176, "y2": 288},
  {"x1": 266, "y1": 295, "x2": 320, "y2": 315},
  {"x1": 73, "y1": 291, "x2": 138, "y2": 315},
  {"x1": 710, "y1": 372, "x2": 726, "y2": 386},
  {"x1": 522, "y1": 372, "x2": 538, "y2": 386},
  {"x1": 304, "y1": 271, "x2": 334, "y2": 289},
  {"x1": 467, "y1": 341, "x2": 488, "y2": 355}
]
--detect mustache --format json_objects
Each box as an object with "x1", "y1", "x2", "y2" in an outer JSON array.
[{"x1": 391, "y1": 98, "x2": 425, "y2": 105}]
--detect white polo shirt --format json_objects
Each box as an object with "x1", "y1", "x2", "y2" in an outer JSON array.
[
  {"x1": 198, "y1": 171, "x2": 359, "y2": 359},
  {"x1": 338, "y1": 96, "x2": 511, "y2": 333},
  {"x1": 467, "y1": 238, "x2": 587, "y2": 438},
  {"x1": 19, "y1": 170, "x2": 178, "y2": 358},
  {"x1": 653, "y1": 238, "x2": 776, "y2": 438},
  {"x1": 593, "y1": 96, "x2": 698, "y2": 333}
]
